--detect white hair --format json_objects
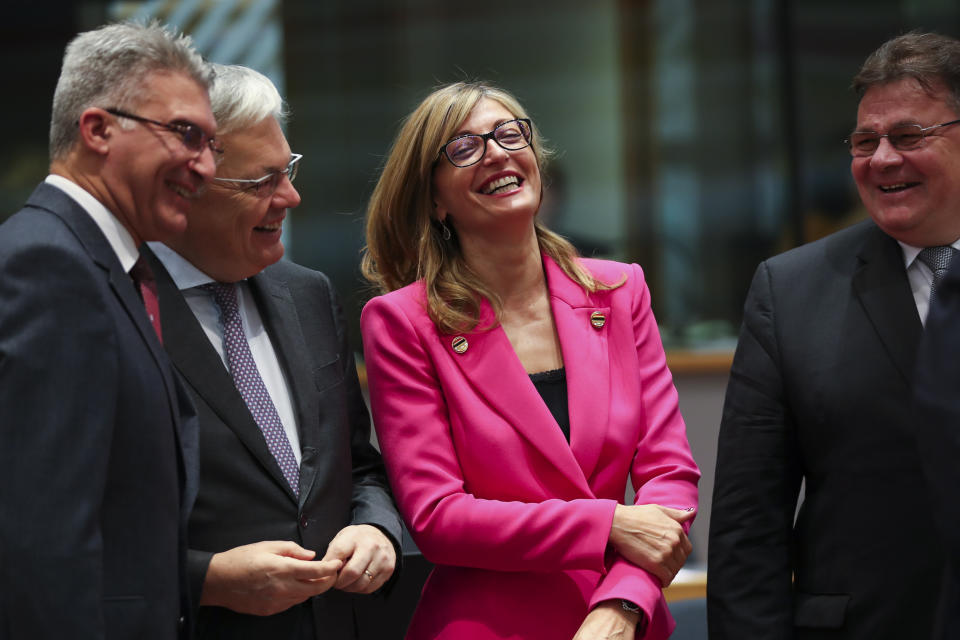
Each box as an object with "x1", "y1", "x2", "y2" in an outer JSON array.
[{"x1": 207, "y1": 63, "x2": 287, "y2": 136}]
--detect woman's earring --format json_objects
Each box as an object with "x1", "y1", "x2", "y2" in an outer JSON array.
[{"x1": 439, "y1": 219, "x2": 452, "y2": 241}]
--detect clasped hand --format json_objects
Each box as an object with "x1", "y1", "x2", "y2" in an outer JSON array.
[
  {"x1": 608, "y1": 504, "x2": 695, "y2": 587},
  {"x1": 201, "y1": 524, "x2": 396, "y2": 615}
]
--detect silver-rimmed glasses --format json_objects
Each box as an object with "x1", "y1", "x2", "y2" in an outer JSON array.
[
  {"x1": 439, "y1": 118, "x2": 532, "y2": 168},
  {"x1": 845, "y1": 119, "x2": 960, "y2": 156},
  {"x1": 213, "y1": 153, "x2": 303, "y2": 197},
  {"x1": 106, "y1": 108, "x2": 224, "y2": 158}
]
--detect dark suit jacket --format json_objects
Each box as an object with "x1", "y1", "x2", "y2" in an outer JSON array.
[
  {"x1": 0, "y1": 182, "x2": 199, "y2": 639},
  {"x1": 708, "y1": 220, "x2": 943, "y2": 639},
  {"x1": 146, "y1": 250, "x2": 403, "y2": 640},
  {"x1": 914, "y1": 253, "x2": 960, "y2": 640}
]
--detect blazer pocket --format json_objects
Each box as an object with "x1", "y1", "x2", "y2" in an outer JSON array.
[
  {"x1": 314, "y1": 354, "x2": 343, "y2": 393},
  {"x1": 103, "y1": 595, "x2": 146, "y2": 636},
  {"x1": 793, "y1": 592, "x2": 851, "y2": 629}
]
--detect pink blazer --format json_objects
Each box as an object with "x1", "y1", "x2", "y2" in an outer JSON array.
[{"x1": 361, "y1": 256, "x2": 700, "y2": 640}]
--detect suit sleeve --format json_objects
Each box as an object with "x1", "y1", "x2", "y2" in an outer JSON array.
[
  {"x1": 914, "y1": 260, "x2": 960, "y2": 578},
  {"x1": 361, "y1": 295, "x2": 616, "y2": 574},
  {"x1": 0, "y1": 241, "x2": 118, "y2": 639},
  {"x1": 588, "y1": 263, "x2": 700, "y2": 629},
  {"x1": 323, "y1": 279, "x2": 403, "y2": 552},
  {"x1": 707, "y1": 262, "x2": 803, "y2": 639}
]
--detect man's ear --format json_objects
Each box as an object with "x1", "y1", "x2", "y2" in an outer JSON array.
[{"x1": 76, "y1": 108, "x2": 112, "y2": 156}]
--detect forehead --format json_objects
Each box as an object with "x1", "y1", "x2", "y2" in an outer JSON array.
[
  {"x1": 455, "y1": 98, "x2": 516, "y2": 134},
  {"x1": 135, "y1": 71, "x2": 214, "y2": 126},
  {"x1": 856, "y1": 77, "x2": 956, "y2": 128},
  {"x1": 219, "y1": 116, "x2": 291, "y2": 173}
]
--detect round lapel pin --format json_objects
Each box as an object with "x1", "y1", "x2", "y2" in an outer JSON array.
[{"x1": 451, "y1": 335, "x2": 468, "y2": 354}]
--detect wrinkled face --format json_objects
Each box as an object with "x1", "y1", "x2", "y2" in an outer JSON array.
[
  {"x1": 851, "y1": 77, "x2": 960, "y2": 246},
  {"x1": 168, "y1": 116, "x2": 301, "y2": 282},
  {"x1": 431, "y1": 98, "x2": 541, "y2": 241},
  {"x1": 107, "y1": 70, "x2": 219, "y2": 243}
]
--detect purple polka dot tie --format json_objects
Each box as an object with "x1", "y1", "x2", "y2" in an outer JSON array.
[{"x1": 203, "y1": 283, "x2": 300, "y2": 496}]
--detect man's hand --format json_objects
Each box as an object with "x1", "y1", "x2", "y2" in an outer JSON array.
[
  {"x1": 320, "y1": 524, "x2": 397, "y2": 594},
  {"x1": 609, "y1": 504, "x2": 695, "y2": 586},
  {"x1": 199, "y1": 540, "x2": 342, "y2": 616}
]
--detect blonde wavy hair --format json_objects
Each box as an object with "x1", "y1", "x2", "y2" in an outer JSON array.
[{"x1": 361, "y1": 81, "x2": 619, "y2": 334}]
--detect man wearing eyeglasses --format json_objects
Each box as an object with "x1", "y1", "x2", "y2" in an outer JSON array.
[
  {"x1": 0, "y1": 22, "x2": 217, "y2": 639},
  {"x1": 143, "y1": 63, "x2": 401, "y2": 640},
  {"x1": 708, "y1": 32, "x2": 957, "y2": 640}
]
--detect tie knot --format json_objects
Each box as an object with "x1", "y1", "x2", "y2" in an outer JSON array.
[
  {"x1": 200, "y1": 282, "x2": 239, "y2": 314},
  {"x1": 918, "y1": 246, "x2": 957, "y2": 275},
  {"x1": 129, "y1": 255, "x2": 155, "y2": 286}
]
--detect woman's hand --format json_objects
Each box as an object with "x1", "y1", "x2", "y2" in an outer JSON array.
[
  {"x1": 609, "y1": 504, "x2": 695, "y2": 586},
  {"x1": 572, "y1": 600, "x2": 642, "y2": 640}
]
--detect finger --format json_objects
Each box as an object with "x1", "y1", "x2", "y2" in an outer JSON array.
[
  {"x1": 656, "y1": 505, "x2": 697, "y2": 523},
  {"x1": 283, "y1": 557, "x2": 343, "y2": 581},
  {"x1": 263, "y1": 539, "x2": 318, "y2": 560}
]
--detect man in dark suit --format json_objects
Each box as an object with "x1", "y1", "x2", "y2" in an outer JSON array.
[
  {"x1": 914, "y1": 223, "x2": 960, "y2": 639},
  {"x1": 0, "y1": 22, "x2": 218, "y2": 639},
  {"x1": 708, "y1": 32, "x2": 960, "y2": 639},
  {"x1": 145, "y1": 63, "x2": 402, "y2": 639}
]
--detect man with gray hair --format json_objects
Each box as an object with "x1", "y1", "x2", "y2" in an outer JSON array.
[
  {"x1": 709, "y1": 31, "x2": 959, "y2": 639},
  {"x1": 145, "y1": 63, "x2": 402, "y2": 639},
  {"x1": 0, "y1": 21, "x2": 217, "y2": 638}
]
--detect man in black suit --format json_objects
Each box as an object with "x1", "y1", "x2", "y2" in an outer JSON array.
[
  {"x1": 708, "y1": 32, "x2": 960, "y2": 639},
  {"x1": 146, "y1": 63, "x2": 402, "y2": 639},
  {"x1": 0, "y1": 22, "x2": 217, "y2": 639},
  {"x1": 914, "y1": 218, "x2": 960, "y2": 639}
]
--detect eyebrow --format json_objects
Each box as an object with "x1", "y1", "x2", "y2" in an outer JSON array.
[{"x1": 452, "y1": 118, "x2": 515, "y2": 138}]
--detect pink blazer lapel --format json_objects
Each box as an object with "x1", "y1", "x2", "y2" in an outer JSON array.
[
  {"x1": 445, "y1": 297, "x2": 593, "y2": 495},
  {"x1": 544, "y1": 256, "x2": 612, "y2": 482}
]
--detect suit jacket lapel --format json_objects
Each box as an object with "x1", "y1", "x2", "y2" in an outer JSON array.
[
  {"x1": 544, "y1": 257, "x2": 612, "y2": 482},
  {"x1": 147, "y1": 250, "x2": 298, "y2": 503},
  {"x1": 852, "y1": 226, "x2": 923, "y2": 383},
  {"x1": 248, "y1": 270, "x2": 319, "y2": 508},
  {"x1": 37, "y1": 190, "x2": 193, "y2": 508},
  {"x1": 444, "y1": 258, "x2": 605, "y2": 495}
]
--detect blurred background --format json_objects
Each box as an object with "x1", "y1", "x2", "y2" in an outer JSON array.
[{"x1": 3, "y1": 2, "x2": 959, "y2": 630}]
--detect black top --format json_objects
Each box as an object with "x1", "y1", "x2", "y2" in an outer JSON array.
[{"x1": 529, "y1": 367, "x2": 570, "y2": 442}]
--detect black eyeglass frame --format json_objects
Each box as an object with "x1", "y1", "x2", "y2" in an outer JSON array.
[
  {"x1": 106, "y1": 107, "x2": 224, "y2": 157},
  {"x1": 213, "y1": 153, "x2": 303, "y2": 196},
  {"x1": 438, "y1": 118, "x2": 533, "y2": 168},
  {"x1": 845, "y1": 119, "x2": 960, "y2": 156}
]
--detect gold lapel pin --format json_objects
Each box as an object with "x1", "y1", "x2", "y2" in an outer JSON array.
[
  {"x1": 451, "y1": 335, "x2": 468, "y2": 354},
  {"x1": 590, "y1": 311, "x2": 606, "y2": 329}
]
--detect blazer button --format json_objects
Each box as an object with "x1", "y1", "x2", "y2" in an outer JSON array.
[
  {"x1": 590, "y1": 311, "x2": 606, "y2": 329},
  {"x1": 299, "y1": 515, "x2": 309, "y2": 528}
]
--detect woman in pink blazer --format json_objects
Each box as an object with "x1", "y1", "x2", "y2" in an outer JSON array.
[{"x1": 360, "y1": 82, "x2": 700, "y2": 640}]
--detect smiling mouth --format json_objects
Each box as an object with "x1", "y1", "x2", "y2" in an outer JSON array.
[
  {"x1": 167, "y1": 182, "x2": 196, "y2": 199},
  {"x1": 481, "y1": 175, "x2": 522, "y2": 195},
  {"x1": 255, "y1": 222, "x2": 282, "y2": 233},
  {"x1": 879, "y1": 182, "x2": 918, "y2": 193}
]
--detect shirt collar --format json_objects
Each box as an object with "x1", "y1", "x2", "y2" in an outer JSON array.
[
  {"x1": 147, "y1": 241, "x2": 221, "y2": 291},
  {"x1": 45, "y1": 174, "x2": 140, "y2": 273},
  {"x1": 898, "y1": 238, "x2": 960, "y2": 269}
]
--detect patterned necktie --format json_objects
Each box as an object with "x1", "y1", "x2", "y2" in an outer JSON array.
[
  {"x1": 918, "y1": 246, "x2": 958, "y2": 307},
  {"x1": 130, "y1": 256, "x2": 162, "y2": 343},
  {"x1": 202, "y1": 282, "x2": 300, "y2": 496}
]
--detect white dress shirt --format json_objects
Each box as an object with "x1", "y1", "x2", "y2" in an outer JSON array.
[
  {"x1": 45, "y1": 174, "x2": 139, "y2": 273},
  {"x1": 148, "y1": 242, "x2": 302, "y2": 463},
  {"x1": 898, "y1": 238, "x2": 960, "y2": 326}
]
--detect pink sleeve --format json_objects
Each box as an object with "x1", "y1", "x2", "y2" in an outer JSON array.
[
  {"x1": 361, "y1": 294, "x2": 617, "y2": 573},
  {"x1": 590, "y1": 263, "x2": 700, "y2": 633}
]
